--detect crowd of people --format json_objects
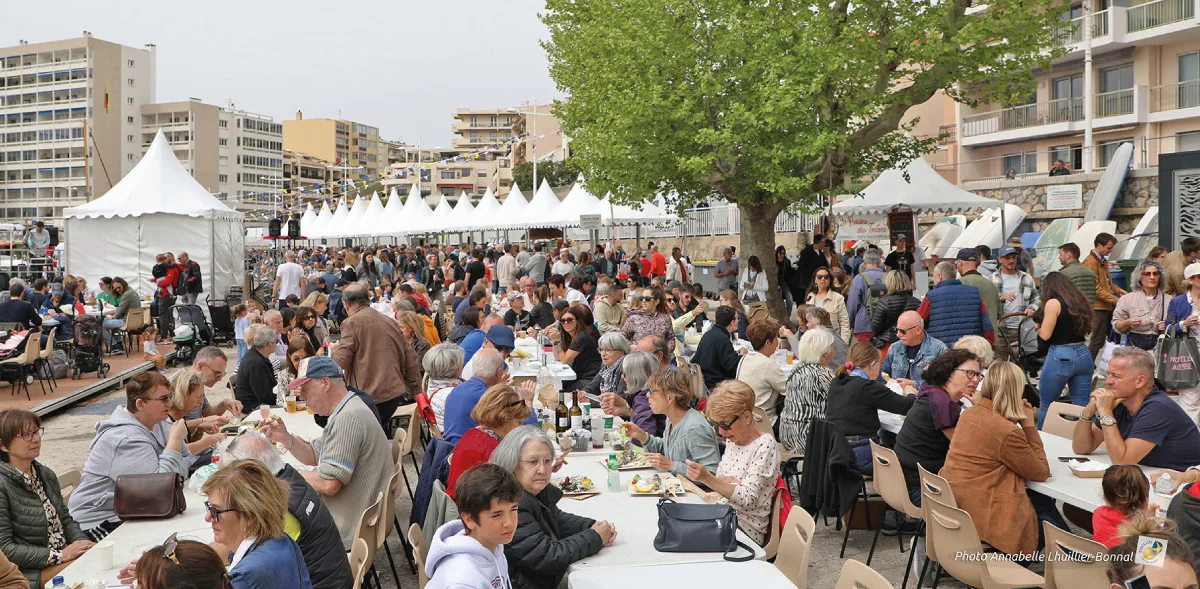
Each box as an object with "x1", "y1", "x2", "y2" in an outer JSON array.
[{"x1": 5, "y1": 229, "x2": 1200, "y2": 589}]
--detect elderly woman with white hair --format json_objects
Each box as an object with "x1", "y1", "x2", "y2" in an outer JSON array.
[
  {"x1": 779, "y1": 328, "x2": 837, "y2": 455},
  {"x1": 424, "y1": 342, "x2": 465, "y2": 427},
  {"x1": 490, "y1": 426, "x2": 614, "y2": 589},
  {"x1": 598, "y1": 351, "x2": 664, "y2": 436},
  {"x1": 235, "y1": 324, "x2": 279, "y2": 413},
  {"x1": 1113, "y1": 258, "x2": 1169, "y2": 350},
  {"x1": 580, "y1": 332, "x2": 630, "y2": 398},
  {"x1": 954, "y1": 334, "x2": 995, "y2": 400}
]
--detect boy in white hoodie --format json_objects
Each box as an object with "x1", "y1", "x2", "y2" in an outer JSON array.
[{"x1": 426, "y1": 463, "x2": 523, "y2": 589}]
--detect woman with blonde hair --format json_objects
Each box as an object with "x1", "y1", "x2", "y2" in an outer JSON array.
[
  {"x1": 298, "y1": 292, "x2": 330, "y2": 344},
  {"x1": 870, "y1": 269, "x2": 920, "y2": 350},
  {"x1": 939, "y1": 361, "x2": 1053, "y2": 558},
  {"x1": 684, "y1": 380, "x2": 780, "y2": 546},
  {"x1": 718, "y1": 289, "x2": 749, "y2": 340},
  {"x1": 167, "y1": 369, "x2": 223, "y2": 457},
  {"x1": 804, "y1": 267, "x2": 850, "y2": 342},
  {"x1": 779, "y1": 328, "x2": 837, "y2": 455},
  {"x1": 396, "y1": 311, "x2": 431, "y2": 367},
  {"x1": 620, "y1": 370, "x2": 720, "y2": 476},
  {"x1": 953, "y1": 334, "x2": 995, "y2": 398}
]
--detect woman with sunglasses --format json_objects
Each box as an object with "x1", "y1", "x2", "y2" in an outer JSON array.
[
  {"x1": 69, "y1": 371, "x2": 189, "y2": 541},
  {"x1": 201, "y1": 460, "x2": 312, "y2": 588},
  {"x1": 620, "y1": 369, "x2": 720, "y2": 476},
  {"x1": 938, "y1": 361, "x2": 1052, "y2": 559},
  {"x1": 446, "y1": 384, "x2": 535, "y2": 500},
  {"x1": 684, "y1": 380, "x2": 780, "y2": 547},
  {"x1": 1113, "y1": 259, "x2": 1168, "y2": 351},
  {"x1": 805, "y1": 267, "x2": 851, "y2": 343},
  {"x1": 164, "y1": 369, "x2": 224, "y2": 460},
  {"x1": 621, "y1": 286, "x2": 676, "y2": 355},
  {"x1": 292, "y1": 306, "x2": 323, "y2": 353},
  {"x1": 893, "y1": 349, "x2": 980, "y2": 506},
  {"x1": 489, "y1": 426, "x2": 612, "y2": 589},
  {"x1": 274, "y1": 335, "x2": 316, "y2": 407},
  {"x1": 132, "y1": 538, "x2": 233, "y2": 589},
  {"x1": 0, "y1": 409, "x2": 93, "y2": 587},
  {"x1": 546, "y1": 304, "x2": 602, "y2": 391}
]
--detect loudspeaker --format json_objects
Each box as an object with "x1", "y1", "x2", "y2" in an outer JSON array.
[
  {"x1": 268, "y1": 218, "x2": 281, "y2": 238},
  {"x1": 287, "y1": 218, "x2": 301, "y2": 239}
]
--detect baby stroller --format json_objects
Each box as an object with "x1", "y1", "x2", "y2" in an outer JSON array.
[
  {"x1": 172, "y1": 324, "x2": 199, "y2": 365},
  {"x1": 207, "y1": 299, "x2": 235, "y2": 345},
  {"x1": 71, "y1": 314, "x2": 109, "y2": 379},
  {"x1": 173, "y1": 304, "x2": 212, "y2": 346},
  {"x1": 997, "y1": 312, "x2": 1045, "y2": 407}
]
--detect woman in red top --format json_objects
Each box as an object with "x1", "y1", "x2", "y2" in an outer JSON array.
[{"x1": 446, "y1": 383, "x2": 534, "y2": 499}]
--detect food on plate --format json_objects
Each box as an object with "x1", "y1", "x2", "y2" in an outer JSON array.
[
  {"x1": 511, "y1": 348, "x2": 531, "y2": 359},
  {"x1": 617, "y1": 448, "x2": 649, "y2": 468},
  {"x1": 632, "y1": 474, "x2": 661, "y2": 493},
  {"x1": 552, "y1": 475, "x2": 594, "y2": 494}
]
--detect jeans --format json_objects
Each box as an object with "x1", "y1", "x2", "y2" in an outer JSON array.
[
  {"x1": 781, "y1": 287, "x2": 795, "y2": 317},
  {"x1": 1037, "y1": 343, "x2": 1093, "y2": 428},
  {"x1": 849, "y1": 437, "x2": 876, "y2": 475},
  {"x1": 1088, "y1": 309, "x2": 1113, "y2": 359},
  {"x1": 236, "y1": 339, "x2": 247, "y2": 363},
  {"x1": 102, "y1": 318, "x2": 125, "y2": 346}
]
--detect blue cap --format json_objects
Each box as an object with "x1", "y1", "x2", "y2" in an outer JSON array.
[
  {"x1": 50, "y1": 283, "x2": 64, "y2": 296},
  {"x1": 486, "y1": 325, "x2": 516, "y2": 350},
  {"x1": 286, "y1": 356, "x2": 343, "y2": 389},
  {"x1": 998, "y1": 245, "x2": 1018, "y2": 258},
  {"x1": 955, "y1": 248, "x2": 978, "y2": 262}
]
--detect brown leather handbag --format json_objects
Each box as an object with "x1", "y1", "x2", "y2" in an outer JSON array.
[{"x1": 113, "y1": 473, "x2": 186, "y2": 520}]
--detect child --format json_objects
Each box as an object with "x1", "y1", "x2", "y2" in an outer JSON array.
[
  {"x1": 1094, "y1": 464, "x2": 1153, "y2": 548},
  {"x1": 426, "y1": 463, "x2": 522, "y2": 589},
  {"x1": 141, "y1": 324, "x2": 166, "y2": 371},
  {"x1": 232, "y1": 304, "x2": 249, "y2": 363}
]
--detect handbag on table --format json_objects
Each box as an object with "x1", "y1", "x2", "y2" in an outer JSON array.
[
  {"x1": 113, "y1": 473, "x2": 186, "y2": 520},
  {"x1": 652, "y1": 498, "x2": 755, "y2": 562}
]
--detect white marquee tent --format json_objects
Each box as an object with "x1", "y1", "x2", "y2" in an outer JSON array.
[
  {"x1": 354, "y1": 192, "x2": 385, "y2": 238},
  {"x1": 492, "y1": 184, "x2": 530, "y2": 230},
  {"x1": 525, "y1": 179, "x2": 564, "y2": 228},
  {"x1": 64, "y1": 130, "x2": 245, "y2": 299},
  {"x1": 366, "y1": 188, "x2": 404, "y2": 236},
  {"x1": 298, "y1": 204, "x2": 317, "y2": 239},
  {"x1": 326, "y1": 199, "x2": 349, "y2": 239},
  {"x1": 552, "y1": 179, "x2": 604, "y2": 227},
  {"x1": 831, "y1": 157, "x2": 1003, "y2": 217},
  {"x1": 308, "y1": 201, "x2": 333, "y2": 239},
  {"x1": 469, "y1": 188, "x2": 503, "y2": 230},
  {"x1": 446, "y1": 191, "x2": 476, "y2": 232},
  {"x1": 397, "y1": 185, "x2": 433, "y2": 235}
]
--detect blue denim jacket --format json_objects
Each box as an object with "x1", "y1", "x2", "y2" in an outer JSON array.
[{"x1": 882, "y1": 335, "x2": 948, "y2": 388}]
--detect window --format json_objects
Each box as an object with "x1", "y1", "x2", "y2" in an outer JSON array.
[
  {"x1": 126, "y1": 97, "x2": 134, "y2": 105},
  {"x1": 1180, "y1": 52, "x2": 1200, "y2": 109},
  {"x1": 219, "y1": 174, "x2": 228, "y2": 183},
  {"x1": 1180, "y1": 132, "x2": 1200, "y2": 152},
  {"x1": 219, "y1": 119, "x2": 227, "y2": 128},
  {"x1": 478, "y1": 169, "x2": 487, "y2": 177},
  {"x1": 126, "y1": 78, "x2": 133, "y2": 86},
  {"x1": 441, "y1": 187, "x2": 456, "y2": 196},
  {"x1": 127, "y1": 116, "x2": 134, "y2": 124},
  {"x1": 1050, "y1": 145, "x2": 1083, "y2": 171},
  {"x1": 1097, "y1": 139, "x2": 1133, "y2": 168},
  {"x1": 127, "y1": 59, "x2": 134, "y2": 67},
  {"x1": 127, "y1": 153, "x2": 134, "y2": 161},
  {"x1": 1001, "y1": 151, "x2": 1038, "y2": 176},
  {"x1": 1100, "y1": 64, "x2": 1133, "y2": 93},
  {"x1": 126, "y1": 134, "x2": 133, "y2": 143},
  {"x1": 219, "y1": 138, "x2": 227, "y2": 146}
]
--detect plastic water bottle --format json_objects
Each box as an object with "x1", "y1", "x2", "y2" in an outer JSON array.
[
  {"x1": 50, "y1": 576, "x2": 66, "y2": 589},
  {"x1": 607, "y1": 453, "x2": 621, "y2": 492}
]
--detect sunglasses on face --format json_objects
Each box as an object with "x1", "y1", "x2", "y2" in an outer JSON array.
[
  {"x1": 815, "y1": 274, "x2": 831, "y2": 280},
  {"x1": 709, "y1": 413, "x2": 741, "y2": 431},
  {"x1": 1144, "y1": 271, "x2": 1161, "y2": 277},
  {"x1": 895, "y1": 325, "x2": 920, "y2": 336},
  {"x1": 205, "y1": 501, "x2": 237, "y2": 522}
]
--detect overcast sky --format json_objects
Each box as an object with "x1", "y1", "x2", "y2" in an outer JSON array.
[{"x1": 1, "y1": 0, "x2": 563, "y2": 146}]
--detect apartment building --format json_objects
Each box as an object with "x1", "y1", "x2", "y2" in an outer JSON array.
[
  {"x1": 283, "y1": 112, "x2": 385, "y2": 182},
  {"x1": 383, "y1": 144, "x2": 502, "y2": 202},
  {"x1": 140, "y1": 100, "x2": 283, "y2": 213},
  {"x1": 283, "y1": 149, "x2": 333, "y2": 196},
  {"x1": 0, "y1": 34, "x2": 156, "y2": 226},
  {"x1": 955, "y1": 0, "x2": 1200, "y2": 184}
]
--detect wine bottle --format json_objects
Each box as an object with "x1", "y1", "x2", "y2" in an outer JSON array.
[
  {"x1": 569, "y1": 391, "x2": 583, "y2": 430},
  {"x1": 555, "y1": 391, "x2": 570, "y2": 433}
]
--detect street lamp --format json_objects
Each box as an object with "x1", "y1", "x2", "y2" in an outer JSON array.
[{"x1": 507, "y1": 106, "x2": 554, "y2": 191}]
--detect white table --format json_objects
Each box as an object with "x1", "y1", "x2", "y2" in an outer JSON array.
[
  {"x1": 569, "y1": 560, "x2": 791, "y2": 588},
  {"x1": 555, "y1": 445, "x2": 766, "y2": 572}
]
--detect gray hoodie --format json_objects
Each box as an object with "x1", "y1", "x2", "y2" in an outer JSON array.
[
  {"x1": 67, "y1": 406, "x2": 189, "y2": 530},
  {"x1": 426, "y1": 519, "x2": 511, "y2": 589}
]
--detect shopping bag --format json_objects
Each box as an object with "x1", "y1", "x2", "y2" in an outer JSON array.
[
  {"x1": 1158, "y1": 330, "x2": 1200, "y2": 389},
  {"x1": 1094, "y1": 330, "x2": 1127, "y2": 379}
]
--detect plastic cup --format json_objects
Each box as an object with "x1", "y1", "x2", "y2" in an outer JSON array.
[
  {"x1": 285, "y1": 397, "x2": 297, "y2": 413},
  {"x1": 260, "y1": 406, "x2": 271, "y2": 421},
  {"x1": 96, "y1": 540, "x2": 114, "y2": 570},
  {"x1": 603, "y1": 416, "x2": 614, "y2": 430}
]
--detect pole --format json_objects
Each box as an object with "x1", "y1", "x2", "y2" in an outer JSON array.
[
  {"x1": 83, "y1": 120, "x2": 91, "y2": 201},
  {"x1": 532, "y1": 102, "x2": 538, "y2": 191},
  {"x1": 1083, "y1": 0, "x2": 1095, "y2": 173}
]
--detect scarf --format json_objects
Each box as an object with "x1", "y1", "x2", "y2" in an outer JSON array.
[{"x1": 599, "y1": 357, "x2": 624, "y2": 393}]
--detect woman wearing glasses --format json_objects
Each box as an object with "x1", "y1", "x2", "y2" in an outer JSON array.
[
  {"x1": 132, "y1": 538, "x2": 233, "y2": 589},
  {"x1": 938, "y1": 361, "x2": 1051, "y2": 558},
  {"x1": 620, "y1": 286, "x2": 676, "y2": 355},
  {"x1": 0, "y1": 409, "x2": 93, "y2": 587},
  {"x1": 619, "y1": 369, "x2": 720, "y2": 476},
  {"x1": 684, "y1": 380, "x2": 781, "y2": 546},
  {"x1": 1113, "y1": 259, "x2": 1168, "y2": 351},
  {"x1": 893, "y1": 349, "x2": 980, "y2": 506},
  {"x1": 201, "y1": 460, "x2": 312, "y2": 588},
  {"x1": 490, "y1": 426, "x2": 614, "y2": 589},
  {"x1": 805, "y1": 267, "x2": 851, "y2": 343},
  {"x1": 546, "y1": 304, "x2": 602, "y2": 391},
  {"x1": 447, "y1": 384, "x2": 537, "y2": 500},
  {"x1": 69, "y1": 371, "x2": 189, "y2": 541}
]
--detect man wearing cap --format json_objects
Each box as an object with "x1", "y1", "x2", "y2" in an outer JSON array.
[
  {"x1": 330, "y1": 285, "x2": 421, "y2": 430},
  {"x1": 261, "y1": 356, "x2": 396, "y2": 550},
  {"x1": 38, "y1": 283, "x2": 74, "y2": 340},
  {"x1": 461, "y1": 313, "x2": 504, "y2": 365},
  {"x1": 955, "y1": 248, "x2": 1000, "y2": 335},
  {"x1": 503, "y1": 290, "x2": 532, "y2": 332},
  {"x1": 885, "y1": 234, "x2": 916, "y2": 280},
  {"x1": 1008, "y1": 237, "x2": 1035, "y2": 275},
  {"x1": 990, "y1": 245, "x2": 1040, "y2": 361},
  {"x1": 441, "y1": 349, "x2": 537, "y2": 444}
]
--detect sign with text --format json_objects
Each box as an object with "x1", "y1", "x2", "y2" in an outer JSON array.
[
  {"x1": 836, "y1": 214, "x2": 890, "y2": 247},
  {"x1": 579, "y1": 214, "x2": 602, "y2": 230},
  {"x1": 1047, "y1": 184, "x2": 1084, "y2": 211}
]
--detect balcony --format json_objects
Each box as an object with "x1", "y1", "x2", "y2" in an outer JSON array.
[
  {"x1": 1151, "y1": 80, "x2": 1200, "y2": 112},
  {"x1": 961, "y1": 86, "x2": 1148, "y2": 146},
  {"x1": 1127, "y1": 0, "x2": 1194, "y2": 33},
  {"x1": 1095, "y1": 88, "x2": 1134, "y2": 117},
  {"x1": 1063, "y1": 10, "x2": 1110, "y2": 45}
]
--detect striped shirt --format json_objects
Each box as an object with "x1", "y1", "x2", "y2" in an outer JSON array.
[
  {"x1": 779, "y1": 363, "x2": 836, "y2": 455},
  {"x1": 311, "y1": 393, "x2": 395, "y2": 549}
]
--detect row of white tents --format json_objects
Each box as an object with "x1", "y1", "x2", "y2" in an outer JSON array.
[{"x1": 297, "y1": 178, "x2": 677, "y2": 240}]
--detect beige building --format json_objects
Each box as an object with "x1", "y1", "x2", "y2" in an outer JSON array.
[
  {"x1": 283, "y1": 149, "x2": 334, "y2": 196},
  {"x1": 955, "y1": 0, "x2": 1200, "y2": 185},
  {"x1": 283, "y1": 112, "x2": 385, "y2": 182},
  {"x1": 140, "y1": 100, "x2": 283, "y2": 214},
  {"x1": 0, "y1": 34, "x2": 156, "y2": 226}
]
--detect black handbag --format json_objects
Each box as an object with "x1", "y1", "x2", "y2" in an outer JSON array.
[{"x1": 652, "y1": 498, "x2": 755, "y2": 562}]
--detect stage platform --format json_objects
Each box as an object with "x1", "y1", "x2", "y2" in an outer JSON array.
[{"x1": 0, "y1": 345, "x2": 177, "y2": 417}]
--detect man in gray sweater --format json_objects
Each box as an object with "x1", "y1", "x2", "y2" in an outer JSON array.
[{"x1": 522, "y1": 243, "x2": 549, "y2": 286}]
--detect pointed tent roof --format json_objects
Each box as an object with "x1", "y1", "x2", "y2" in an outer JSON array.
[
  {"x1": 599, "y1": 193, "x2": 673, "y2": 225},
  {"x1": 397, "y1": 184, "x2": 433, "y2": 235},
  {"x1": 446, "y1": 191, "x2": 477, "y2": 232},
  {"x1": 355, "y1": 192, "x2": 385, "y2": 237},
  {"x1": 552, "y1": 177, "x2": 605, "y2": 226},
  {"x1": 65, "y1": 130, "x2": 241, "y2": 220},
  {"x1": 369, "y1": 187, "x2": 405, "y2": 236},
  {"x1": 493, "y1": 184, "x2": 530, "y2": 230},
  {"x1": 523, "y1": 179, "x2": 564, "y2": 229},
  {"x1": 467, "y1": 187, "x2": 502, "y2": 230},
  {"x1": 298, "y1": 204, "x2": 317, "y2": 238},
  {"x1": 309, "y1": 201, "x2": 333, "y2": 238},
  {"x1": 429, "y1": 194, "x2": 454, "y2": 229},
  {"x1": 832, "y1": 157, "x2": 1003, "y2": 217},
  {"x1": 326, "y1": 199, "x2": 350, "y2": 237}
]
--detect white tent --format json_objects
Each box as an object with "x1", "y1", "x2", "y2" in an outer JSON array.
[
  {"x1": 353, "y1": 192, "x2": 386, "y2": 237},
  {"x1": 367, "y1": 187, "x2": 404, "y2": 236},
  {"x1": 336, "y1": 195, "x2": 369, "y2": 237},
  {"x1": 552, "y1": 179, "x2": 605, "y2": 227},
  {"x1": 309, "y1": 201, "x2": 334, "y2": 239},
  {"x1": 429, "y1": 194, "x2": 454, "y2": 231},
  {"x1": 326, "y1": 199, "x2": 349, "y2": 238},
  {"x1": 445, "y1": 191, "x2": 477, "y2": 232},
  {"x1": 492, "y1": 184, "x2": 530, "y2": 230},
  {"x1": 598, "y1": 193, "x2": 673, "y2": 225},
  {"x1": 523, "y1": 179, "x2": 564, "y2": 228},
  {"x1": 298, "y1": 204, "x2": 317, "y2": 239},
  {"x1": 64, "y1": 130, "x2": 245, "y2": 300},
  {"x1": 831, "y1": 157, "x2": 1003, "y2": 217},
  {"x1": 468, "y1": 187, "x2": 503, "y2": 230},
  {"x1": 397, "y1": 185, "x2": 433, "y2": 235}
]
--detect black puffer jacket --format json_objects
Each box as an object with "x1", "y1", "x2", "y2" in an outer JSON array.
[
  {"x1": 870, "y1": 291, "x2": 921, "y2": 346},
  {"x1": 507, "y1": 485, "x2": 602, "y2": 589},
  {"x1": 0, "y1": 460, "x2": 88, "y2": 588},
  {"x1": 278, "y1": 465, "x2": 354, "y2": 589}
]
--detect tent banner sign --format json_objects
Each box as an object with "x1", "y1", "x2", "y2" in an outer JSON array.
[
  {"x1": 579, "y1": 214, "x2": 601, "y2": 230},
  {"x1": 836, "y1": 214, "x2": 890, "y2": 246},
  {"x1": 1047, "y1": 184, "x2": 1083, "y2": 211}
]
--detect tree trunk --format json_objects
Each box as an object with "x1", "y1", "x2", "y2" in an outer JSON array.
[{"x1": 738, "y1": 201, "x2": 793, "y2": 328}]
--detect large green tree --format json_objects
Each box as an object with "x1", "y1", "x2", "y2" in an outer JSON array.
[
  {"x1": 513, "y1": 158, "x2": 583, "y2": 190},
  {"x1": 542, "y1": 0, "x2": 1067, "y2": 323}
]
